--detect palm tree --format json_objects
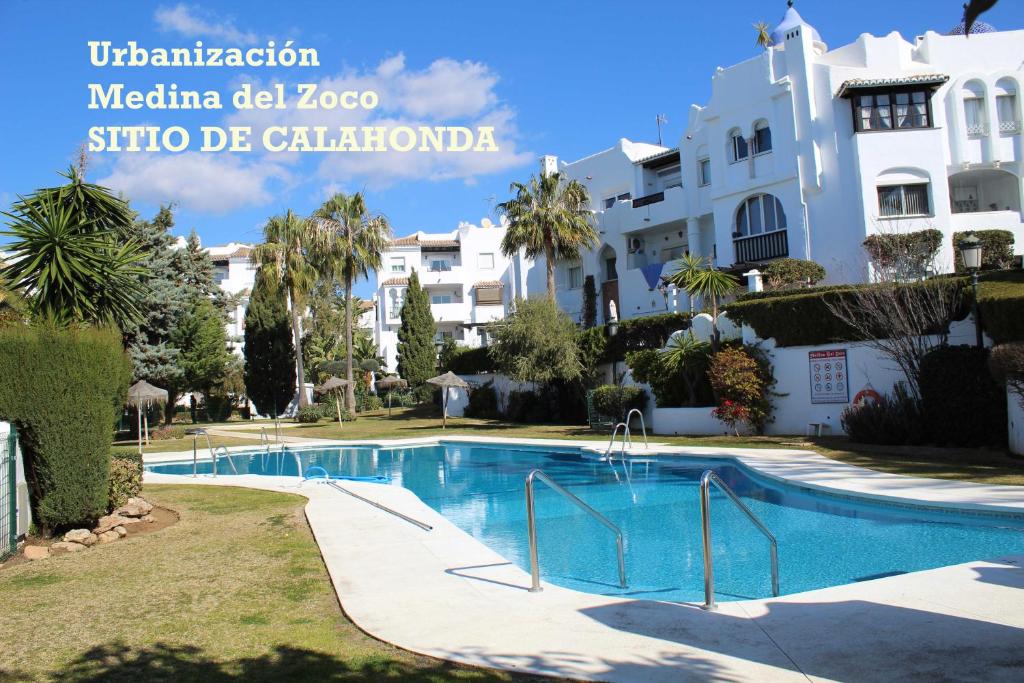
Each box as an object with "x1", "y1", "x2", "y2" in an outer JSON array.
[
  {"x1": 754, "y1": 21, "x2": 774, "y2": 49},
  {"x1": 250, "y1": 210, "x2": 318, "y2": 407},
  {"x1": 665, "y1": 254, "x2": 739, "y2": 351},
  {"x1": 498, "y1": 172, "x2": 598, "y2": 299},
  {"x1": 312, "y1": 193, "x2": 390, "y2": 414},
  {"x1": 1, "y1": 192, "x2": 146, "y2": 327}
]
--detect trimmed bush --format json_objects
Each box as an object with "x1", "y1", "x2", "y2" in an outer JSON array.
[
  {"x1": 358, "y1": 394, "x2": 384, "y2": 412},
  {"x1": 763, "y1": 258, "x2": 826, "y2": 290},
  {"x1": 707, "y1": 346, "x2": 775, "y2": 434},
  {"x1": 726, "y1": 279, "x2": 970, "y2": 347},
  {"x1": 919, "y1": 345, "x2": 1006, "y2": 447},
  {"x1": 863, "y1": 229, "x2": 942, "y2": 277},
  {"x1": 590, "y1": 385, "x2": 647, "y2": 423},
  {"x1": 841, "y1": 383, "x2": 925, "y2": 445},
  {"x1": 464, "y1": 381, "x2": 500, "y2": 419},
  {"x1": 108, "y1": 454, "x2": 142, "y2": 511},
  {"x1": 953, "y1": 230, "x2": 1015, "y2": 272},
  {"x1": 295, "y1": 405, "x2": 322, "y2": 423},
  {"x1": 442, "y1": 346, "x2": 493, "y2": 375},
  {"x1": 0, "y1": 325, "x2": 131, "y2": 533},
  {"x1": 976, "y1": 270, "x2": 1024, "y2": 344},
  {"x1": 204, "y1": 394, "x2": 233, "y2": 422},
  {"x1": 505, "y1": 389, "x2": 545, "y2": 423},
  {"x1": 604, "y1": 312, "x2": 691, "y2": 361}
]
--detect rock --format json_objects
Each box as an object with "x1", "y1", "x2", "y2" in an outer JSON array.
[
  {"x1": 51, "y1": 541, "x2": 85, "y2": 553},
  {"x1": 63, "y1": 529, "x2": 98, "y2": 546},
  {"x1": 93, "y1": 514, "x2": 129, "y2": 534},
  {"x1": 142, "y1": 514, "x2": 155, "y2": 523},
  {"x1": 113, "y1": 526, "x2": 127, "y2": 538},
  {"x1": 96, "y1": 530, "x2": 120, "y2": 544},
  {"x1": 23, "y1": 545, "x2": 49, "y2": 560},
  {"x1": 115, "y1": 497, "x2": 154, "y2": 518}
]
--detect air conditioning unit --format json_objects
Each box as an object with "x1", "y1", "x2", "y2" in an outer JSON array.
[{"x1": 628, "y1": 237, "x2": 645, "y2": 254}]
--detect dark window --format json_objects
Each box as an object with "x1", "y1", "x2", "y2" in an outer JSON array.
[
  {"x1": 605, "y1": 257, "x2": 618, "y2": 281},
  {"x1": 730, "y1": 132, "x2": 748, "y2": 162},
  {"x1": 735, "y1": 194, "x2": 787, "y2": 237},
  {"x1": 877, "y1": 183, "x2": 930, "y2": 217},
  {"x1": 854, "y1": 89, "x2": 933, "y2": 132},
  {"x1": 753, "y1": 124, "x2": 772, "y2": 154},
  {"x1": 698, "y1": 158, "x2": 711, "y2": 186}
]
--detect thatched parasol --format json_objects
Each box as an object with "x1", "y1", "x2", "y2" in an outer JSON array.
[
  {"x1": 126, "y1": 380, "x2": 169, "y2": 454},
  {"x1": 316, "y1": 376, "x2": 351, "y2": 426},
  {"x1": 375, "y1": 375, "x2": 409, "y2": 416},
  {"x1": 425, "y1": 371, "x2": 469, "y2": 429}
]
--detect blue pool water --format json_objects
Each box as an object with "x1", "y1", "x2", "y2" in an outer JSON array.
[{"x1": 147, "y1": 442, "x2": 1024, "y2": 602}]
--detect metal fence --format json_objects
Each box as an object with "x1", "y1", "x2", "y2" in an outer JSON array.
[{"x1": 0, "y1": 425, "x2": 17, "y2": 560}]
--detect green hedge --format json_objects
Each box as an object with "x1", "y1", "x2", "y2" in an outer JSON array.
[
  {"x1": 442, "y1": 346, "x2": 493, "y2": 374},
  {"x1": 727, "y1": 279, "x2": 972, "y2": 347},
  {"x1": 920, "y1": 345, "x2": 1006, "y2": 448},
  {"x1": 976, "y1": 271, "x2": 1024, "y2": 344},
  {"x1": 464, "y1": 380, "x2": 500, "y2": 419},
  {"x1": 604, "y1": 312, "x2": 691, "y2": 361},
  {"x1": 0, "y1": 325, "x2": 131, "y2": 532},
  {"x1": 953, "y1": 230, "x2": 1015, "y2": 272},
  {"x1": 590, "y1": 384, "x2": 647, "y2": 422}
]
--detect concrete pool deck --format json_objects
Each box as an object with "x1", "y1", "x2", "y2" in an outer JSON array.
[{"x1": 144, "y1": 437, "x2": 1024, "y2": 681}]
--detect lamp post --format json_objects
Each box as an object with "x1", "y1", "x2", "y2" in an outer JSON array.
[
  {"x1": 607, "y1": 300, "x2": 620, "y2": 383},
  {"x1": 959, "y1": 235, "x2": 984, "y2": 348}
]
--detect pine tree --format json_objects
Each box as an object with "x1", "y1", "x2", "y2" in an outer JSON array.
[
  {"x1": 177, "y1": 229, "x2": 218, "y2": 299},
  {"x1": 243, "y1": 273, "x2": 296, "y2": 417},
  {"x1": 121, "y1": 205, "x2": 189, "y2": 423},
  {"x1": 396, "y1": 270, "x2": 436, "y2": 401},
  {"x1": 173, "y1": 297, "x2": 231, "y2": 397}
]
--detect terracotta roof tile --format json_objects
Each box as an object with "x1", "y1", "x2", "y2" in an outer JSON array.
[
  {"x1": 473, "y1": 280, "x2": 504, "y2": 289},
  {"x1": 836, "y1": 74, "x2": 949, "y2": 98},
  {"x1": 381, "y1": 277, "x2": 409, "y2": 286}
]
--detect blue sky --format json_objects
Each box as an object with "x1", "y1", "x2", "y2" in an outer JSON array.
[{"x1": 2, "y1": 0, "x2": 1021, "y2": 298}]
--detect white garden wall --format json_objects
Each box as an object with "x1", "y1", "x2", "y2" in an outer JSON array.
[
  {"x1": 1009, "y1": 388, "x2": 1024, "y2": 456},
  {"x1": 447, "y1": 373, "x2": 537, "y2": 418}
]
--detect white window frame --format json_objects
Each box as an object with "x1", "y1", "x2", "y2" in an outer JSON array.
[
  {"x1": 729, "y1": 131, "x2": 748, "y2": 163},
  {"x1": 877, "y1": 183, "x2": 931, "y2": 218},
  {"x1": 390, "y1": 257, "x2": 406, "y2": 273},
  {"x1": 478, "y1": 252, "x2": 495, "y2": 269},
  {"x1": 567, "y1": 265, "x2": 583, "y2": 289},
  {"x1": 697, "y1": 157, "x2": 711, "y2": 187},
  {"x1": 752, "y1": 122, "x2": 772, "y2": 155}
]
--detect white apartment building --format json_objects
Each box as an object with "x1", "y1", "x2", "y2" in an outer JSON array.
[
  {"x1": 206, "y1": 242, "x2": 256, "y2": 355},
  {"x1": 373, "y1": 218, "x2": 528, "y2": 373},
  {"x1": 537, "y1": 4, "x2": 1024, "y2": 322}
]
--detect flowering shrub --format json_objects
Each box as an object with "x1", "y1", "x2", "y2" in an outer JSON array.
[
  {"x1": 707, "y1": 346, "x2": 776, "y2": 434},
  {"x1": 711, "y1": 400, "x2": 751, "y2": 435}
]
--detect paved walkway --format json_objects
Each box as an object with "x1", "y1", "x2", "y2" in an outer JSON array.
[{"x1": 143, "y1": 438, "x2": 1024, "y2": 681}]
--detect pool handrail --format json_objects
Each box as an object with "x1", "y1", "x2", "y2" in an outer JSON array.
[
  {"x1": 325, "y1": 480, "x2": 432, "y2": 531},
  {"x1": 625, "y1": 409, "x2": 648, "y2": 449},
  {"x1": 525, "y1": 468, "x2": 627, "y2": 593},
  {"x1": 212, "y1": 446, "x2": 238, "y2": 475},
  {"x1": 604, "y1": 422, "x2": 632, "y2": 460},
  {"x1": 699, "y1": 469, "x2": 779, "y2": 611},
  {"x1": 185, "y1": 428, "x2": 215, "y2": 477}
]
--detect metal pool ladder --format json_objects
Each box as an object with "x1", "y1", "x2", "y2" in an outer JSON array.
[
  {"x1": 625, "y1": 409, "x2": 648, "y2": 449},
  {"x1": 185, "y1": 428, "x2": 215, "y2": 477},
  {"x1": 699, "y1": 470, "x2": 779, "y2": 611},
  {"x1": 604, "y1": 422, "x2": 632, "y2": 460},
  {"x1": 213, "y1": 446, "x2": 238, "y2": 474},
  {"x1": 525, "y1": 468, "x2": 627, "y2": 592}
]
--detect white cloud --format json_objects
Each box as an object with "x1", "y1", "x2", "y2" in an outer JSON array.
[
  {"x1": 154, "y1": 4, "x2": 258, "y2": 45},
  {"x1": 227, "y1": 53, "x2": 532, "y2": 189},
  {"x1": 96, "y1": 153, "x2": 289, "y2": 214}
]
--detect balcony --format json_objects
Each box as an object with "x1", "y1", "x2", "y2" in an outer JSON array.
[
  {"x1": 430, "y1": 301, "x2": 469, "y2": 323},
  {"x1": 602, "y1": 185, "x2": 687, "y2": 235},
  {"x1": 733, "y1": 229, "x2": 788, "y2": 263}
]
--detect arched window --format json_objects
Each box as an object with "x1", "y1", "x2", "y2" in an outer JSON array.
[
  {"x1": 995, "y1": 77, "x2": 1020, "y2": 134},
  {"x1": 728, "y1": 128, "x2": 748, "y2": 163},
  {"x1": 735, "y1": 194, "x2": 787, "y2": 237},
  {"x1": 752, "y1": 121, "x2": 772, "y2": 154},
  {"x1": 962, "y1": 80, "x2": 987, "y2": 136}
]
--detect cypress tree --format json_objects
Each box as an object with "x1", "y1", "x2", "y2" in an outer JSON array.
[
  {"x1": 172, "y1": 297, "x2": 231, "y2": 397},
  {"x1": 582, "y1": 275, "x2": 597, "y2": 328},
  {"x1": 244, "y1": 275, "x2": 296, "y2": 417},
  {"x1": 396, "y1": 270, "x2": 436, "y2": 401}
]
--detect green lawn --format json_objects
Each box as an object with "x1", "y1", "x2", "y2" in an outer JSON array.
[
  {"x1": 0, "y1": 485, "x2": 538, "y2": 682},
  {"x1": 234, "y1": 407, "x2": 1024, "y2": 486}
]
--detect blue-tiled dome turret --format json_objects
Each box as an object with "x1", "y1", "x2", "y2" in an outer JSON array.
[
  {"x1": 770, "y1": 1, "x2": 822, "y2": 46},
  {"x1": 947, "y1": 19, "x2": 998, "y2": 36}
]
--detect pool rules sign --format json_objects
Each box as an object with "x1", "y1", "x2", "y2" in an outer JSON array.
[{"x1": 808, "y1": 350, "x2": 849, "y2": 404}]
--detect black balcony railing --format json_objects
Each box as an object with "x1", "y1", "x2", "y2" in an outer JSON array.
[
  {"x1": 733, "y1": 229, "x2": 788, "y2": 263},
  {"x1": 632, "y1": 192, "x2": 665, "y2": 209}
]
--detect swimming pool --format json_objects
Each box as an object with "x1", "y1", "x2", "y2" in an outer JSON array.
[{"x1": 147, "y1": 442, "x2": 1024, "y2": 602}]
